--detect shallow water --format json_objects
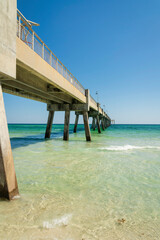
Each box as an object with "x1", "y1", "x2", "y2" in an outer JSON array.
[{"x1": 0, "y1": 124, "x2": 160, "y2": 240}]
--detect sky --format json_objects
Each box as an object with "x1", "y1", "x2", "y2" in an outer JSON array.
[{"x1": 4, "y1": 0, "x2": 160, "y2": 124}]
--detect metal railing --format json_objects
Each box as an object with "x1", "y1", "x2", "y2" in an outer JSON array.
[
  {"x1": 16, "y1": 10, "x2": 103, "y2": 114},
  {"x1": 17, "y1": 10, "x2": 86, "y2": 95}
]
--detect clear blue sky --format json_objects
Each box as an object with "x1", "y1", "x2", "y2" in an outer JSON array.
[{"x1": 4, "y1": 0, "x2": 160, "y2": 124}]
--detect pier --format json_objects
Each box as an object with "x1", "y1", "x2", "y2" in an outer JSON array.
[{"x1": 0, "y1": 1, "x2": 111, "y2": 200}]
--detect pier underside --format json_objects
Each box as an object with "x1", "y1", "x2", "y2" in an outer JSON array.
[{"x1": 0, "y1": 5, "x2": 111, "y2": 200}]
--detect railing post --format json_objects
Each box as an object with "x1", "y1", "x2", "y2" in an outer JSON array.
[
  {"x1": 56, "y1": 59, "x2": 58, "y2": 71},
  {"x1": 50, "y1": 51, "x2": 52, "y2": 66},
  {"x1": 18, "y1": 16, "x2": 21, "y2": 39},
  {"x1": 42, "y1": 43, "x2": 44, "y2": 59},
  {"x1": 32, "y1": 32, "x2": 34, "y2": 50},
  {"x1": 62, "y1": 66, "x2": 63, "y2": 76}
]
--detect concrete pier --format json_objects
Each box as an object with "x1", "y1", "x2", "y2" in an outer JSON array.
[
  {"x1": 0, "y1": 84, "x2": 19, "y2": 200},
  {"x1": 0, "y1": 0, "x2": 17, "y2": 80},
  {"x1": 97, "y1": 115, "x2": 101, "y2": 133},
  {"x1": 74, "y1": 114, "x2": 79, "y2": 133},
  {"x1": 83, "y1": 111, "x2": 91, "y2": 141},
  {"x1": 45, "y1": 111, "x2": 54, "y2": 138},
  {"x1": 63, "y1": 110, "x2": 70, "y2": 141},
  {"x1": 92, "y1": 117, "x2": 96, "y2": 130},
  {"x1": 101, "y1": 118, "x2": 105, "y2": 130},
  {"x1": 0, "y1": 6, "x2": 111, "y2": 200},
  {"x1": 0, "y1": 0, "x2": 19, "y2": 200}
]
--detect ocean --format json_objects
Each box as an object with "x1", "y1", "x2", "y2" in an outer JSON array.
[{"x1": 0, "y1": 124, "x2": 160, "y2": 240}]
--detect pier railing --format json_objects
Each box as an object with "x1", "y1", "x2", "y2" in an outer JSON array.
[{"x1": 17, "y1": 10, "x2": 87, "y2": 96}]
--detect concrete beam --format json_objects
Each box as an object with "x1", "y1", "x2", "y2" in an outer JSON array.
[
  {"x1": 2, "y1": 80, "x2": 63, "y2": 104},
  {"x1": 16, "y1": 42, "x2": 86, "y2": 104},
  {"x1": 47, "y1": 103, "x2": 89, "y2": 112},
  {"x1": 2, "y1": 85, "x2": 52, "y2": 104},
  {"x1": 16, "y1": 67, "x2": 72, "y2": 103}
]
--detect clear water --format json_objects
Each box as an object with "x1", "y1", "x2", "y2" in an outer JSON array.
[{"x1": 0, "y1": 124, "x2": 160, "y2": 240}]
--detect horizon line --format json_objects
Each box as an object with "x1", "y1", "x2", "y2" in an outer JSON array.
[{"x1": 8, "y1": 123, "x2": 160, "y2": 125}]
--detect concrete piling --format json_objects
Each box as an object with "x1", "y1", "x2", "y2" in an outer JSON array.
[
  {"x1": 83, "y1": 111, "x2": 91, "y2": 141},
  {"x1": 73, "y1": 114, "x2": 79, "y2": 133},
  {"x1": 96, "y1": 115, "x2": 101, "y2": 133},
  {"x1": 45, "y1": 111, "x2": 54, "y2": 138},
  {"x1": 101, "y1": 118, "x2": 105, "y2": 130},
  {"x1": 63, "y1": 110, "x2": 70, "y2": 141},
  {"x1": 92, "y1": 117, "x2": 96, "y2": 130},
  {"x1": 0, "y1": 84, "x2": 19, "y2": 200}
]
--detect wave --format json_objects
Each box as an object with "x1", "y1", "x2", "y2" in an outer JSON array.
[
  {"x1": 99, "y1": 145, "x2": 160, "y2": 151},
  {"x1": 43, "y1": 214, "x2": 72, "y2": 229}
]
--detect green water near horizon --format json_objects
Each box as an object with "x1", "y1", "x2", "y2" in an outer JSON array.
[{"x1": 0, "y1": 124, "x2": 160, "y2": 240}]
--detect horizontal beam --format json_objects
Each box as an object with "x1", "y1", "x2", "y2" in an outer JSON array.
[
  {"x1": 47, "y1": 85, "x2": 62, "y2": 93},
  {"x1": 16, "y1": 66, "x2": 73, "y2": 103},
  {"x1": 2, "y1": 85, "x2": 52, "y2": 104},
  {"x1": 76, "y1": 110, "x2": 109, "y2": 119},
  {"x1": 47, "y1": 103, "x2": 89, "y2": 112},
  {"x1": 2, "y1": 80, "x2": 63, "y2": 104}
]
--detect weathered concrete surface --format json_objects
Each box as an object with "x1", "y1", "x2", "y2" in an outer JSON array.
[
  {"x1": 0, "y1": 0, "x2": 17, "y2": 79},
  {"x1": 63, "y1": 110, "x2": 70, "y2": 141},
  {"x1": 45, "y1": 111, "x2": 54, "y2": 139},
  {"x1": 83, "y1": 111, "x2": 91, "y2": 141},
  {"x1": 74, "y1": 115, "x2": 79, "y2": 133},
  {"x1": 101, "y1": 118, "x2": 105, "y2": 130},
  {"x1": 0, "y1": 84, "x2": 19, "y2": 200},
  {"x1": 92, "y1": 117, "x2": 96, "y2": 131},
  {"x1": 96, "y1": 115, "x2": 101, "y2": 134},
  {"x1": 16, "y1": 38, "x2": 86, "y2": 104}
]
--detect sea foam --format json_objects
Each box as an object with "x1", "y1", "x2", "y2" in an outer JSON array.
[
  {"x1": 99, "y1": 145, "x2": 160, "y2": 151},
  {"x1": 43, "y1": 214, "x2": 72, "y2": 229}
]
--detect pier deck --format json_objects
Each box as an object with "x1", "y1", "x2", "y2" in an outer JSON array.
[{"x1": 0, "y1": 3, "x2": 111, "y2": 200}]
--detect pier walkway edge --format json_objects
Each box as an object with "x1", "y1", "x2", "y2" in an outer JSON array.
[{"x1": 0, "y1": 1, "x2": 111, "y2": 200}]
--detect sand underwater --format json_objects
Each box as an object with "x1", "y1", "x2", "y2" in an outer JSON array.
[{"x1": 0, "y1": 124, "x2": 160, "y2": 240}]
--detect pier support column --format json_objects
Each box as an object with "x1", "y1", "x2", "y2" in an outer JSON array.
[
  {"x1": 83, "y1": 111, "x2": 91, "y2": 141},
  {"x1": 105, "y1": 119, "x2": 109, "y2": 128},
  {"x1": 92, "y1": 117, "x2": 96, "y2": 130},
  {"x1": 63, "y1": 110, "x2": 70, "y2": 141},
  {"x1": 0, "y1": 84, "x2": 19, "y2": 200},
  {"x1": 101, "y1": 118, "x2": 105, "y2": 130},
  {"x1": 104, "y1": 119, "x2": 107, "y2": 129},
  {"x1": 73, "y1": 114, "x2": 79, "y2": 133},
  {"x1": 45, "y1": 111, "x2": 54, "y2": 139},
  {"x1": 97, "y1": 115, "x2": 101, "y2": 133}
]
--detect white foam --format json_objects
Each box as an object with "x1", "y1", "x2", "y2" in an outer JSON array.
[
  {"x1": 99, "y1": 145, "x2": 160, "y2": 151},
  {"x1": 12, "y1": 195, "x2": 20, "y2": 200},
  {"x1": 43, "y1": 214, "x2": 72, "y2": 229}
]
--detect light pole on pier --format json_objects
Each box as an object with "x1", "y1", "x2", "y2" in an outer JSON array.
[{"x1": 96, "y1": 91, "x2": 99, "y2": 102}]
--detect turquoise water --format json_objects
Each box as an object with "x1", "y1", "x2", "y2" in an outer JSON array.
[{"x1": 0, "y1": 124, "x2": 160, "y2": 240}]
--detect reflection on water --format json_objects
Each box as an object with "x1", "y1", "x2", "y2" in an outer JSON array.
[{"x1": 0, "y1": 124, "x2": 160, "y2": 239}]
